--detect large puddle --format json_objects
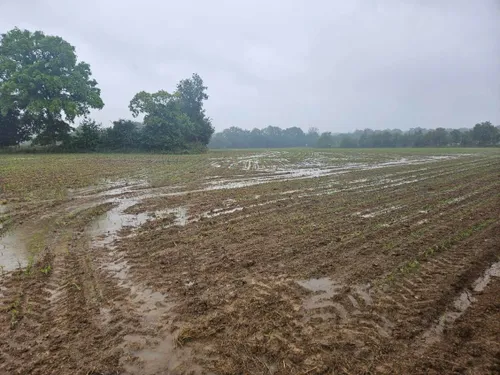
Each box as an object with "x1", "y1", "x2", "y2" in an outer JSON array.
[
  {"x1": 0, "y1": 229, "x2": 30, "y2": 272},
  {"x1": 203, "y1": 153, "x2": 470, "y2": 192},
  {"x1": 89, "y1": 197, "x2": 186, "y2": 246}
]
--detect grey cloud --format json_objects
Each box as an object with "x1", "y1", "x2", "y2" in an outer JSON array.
[{"x1": 1, "y1": 0, "x2": 499, "y2": 131}]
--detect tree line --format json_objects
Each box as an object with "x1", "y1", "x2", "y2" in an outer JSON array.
[
  {"x1": 1, "y1": 28, "x2": 498, "y2": 153},
  {"x1": 0, "y1": 28, "x2": 213, "y2": 152},
  {"x1": 209, "y1": 122, "x2": 499, "y2": 149}
]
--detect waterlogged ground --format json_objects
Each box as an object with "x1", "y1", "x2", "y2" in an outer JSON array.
[{"x1": 0, "y1": 148, "x2": 499, "y2": 374}]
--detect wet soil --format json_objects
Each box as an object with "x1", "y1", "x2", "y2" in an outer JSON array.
[{"x1": 0, "y1": 150, "x2": 499, "y2": 374}]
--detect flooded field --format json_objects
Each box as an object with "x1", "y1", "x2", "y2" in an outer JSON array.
[{"x1": 0, "y1": 148, "x2": 499, "y2": 374}]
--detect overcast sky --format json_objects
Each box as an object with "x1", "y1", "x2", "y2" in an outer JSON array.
[{"x1": 1, "y1": 0, "x2": 499, "y2": 132}]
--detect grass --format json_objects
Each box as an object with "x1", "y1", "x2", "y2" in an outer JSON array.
[
  {"x1": 8, "y1": 296, "x2": 21, "y2": 328},
  {"x1": 40, "y1": 264, "x2": 51, "y2": 275}
]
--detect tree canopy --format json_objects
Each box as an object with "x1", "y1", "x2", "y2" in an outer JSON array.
[
  {"x1": 0, "y1": 27, "x2": 103, "y2": 145},
  {"x1": 129, "y1": 73, "x2": 214, "y2": 151}
]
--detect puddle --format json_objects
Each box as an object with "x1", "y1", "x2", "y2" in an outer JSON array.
[
  {"x1": 0, "y1": 204, "x2": 9, "y2": 230},
  {"x1": 70, "y1": 179, "x2": 149, "y2": 199},
  {"x1": 0, "y1": 229, "x2": 30, "y2": 272},
  {"x1": 90, "y1": 198, "x2": 173, "y2": 246},
  {"x1": 446, "y1": 194, "x2": 472, "y2": 205},
  {"x1": 167, "y1": 207, "x2": 189, "y2": 226},
  {"x1": 472, "y1": 261, "x2": 500, "y2": 292},
  {"x1": 223, "y1": 198, "x2": 237, "y2": 206},
  {"x1": 103, "y1": 256, "x2": 175, "y2": 326},
  {"x1": 421, "y1": 261, "x2": 500, "y2": 346},
  {"x1": 203, "y1": 206, "x2": 244, "y2": 219},
  {"x1": 96, "y1": 180, "x2": 149, "y2": 197},
  {"x1": 201, "y1": 153, "x2": 469, "y2": 198},
  {"x1": 102, "y1": 256, "x2": 200, "y2": 374},
  {"x1": 355, "y1": 205, "x2": 404, "y2": 219},
  {"x1": 90, "y1": 198, "x2": 147, "y2": 245},
  {"x1": 297, "y1": 277, "x2": 341, "y2": 309},
  {"x1": 353, "y1": 284, "x2": 373, "y2": 306},
  {"x1": 122, "y1": 333, "x2": 202, "y2": 375}
]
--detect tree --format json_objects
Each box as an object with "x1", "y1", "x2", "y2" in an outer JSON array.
[
  {"x1": 472, "y1": 121, "x2": 498, "y2": 146},
  {"x1": 0, "y1": 109, "x2": 33, "y2": 147},
  {"x1": 339, "y1": 135, "x2": 357, "y2": 148},
  {"x1": 100, "y1": 119, "x2": 141, "y2": 150},
  {"x1": 68, "y1": 119, "x2": 102, "y2": 151},
  {"x1": 317, "y1": 132, "x2": 334, "y2": 148},
  {"x1": 283, "y1": 127, "x2": 306, "y2": 147},
  {"x1": 306, "y1": 127, "x2": 320, "y2": 146},
  {"x1": 450, "y1": 129, "x2": 462, "y2": 145},
  {"x1": 175, "y1": 73, "x2": 214, "y2": 145},
  {"x1": 208, "y1": 123, "x2": 497, "y2": 150},
  {"x1": 130, "y1": 90, "x2": 195, "y2": 151},
  {"x1": 0, "y1": 28, "x2": 104, "y2": 145},
  {"x1": 130, "y1": 74, "x2": 213, "y2": 152}
]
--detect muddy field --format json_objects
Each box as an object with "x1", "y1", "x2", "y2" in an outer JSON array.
[{"x1": 0, "y1": 149, "x2": 499, "y2": 374}]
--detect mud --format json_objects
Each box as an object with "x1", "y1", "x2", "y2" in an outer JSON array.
[
  {"x1": 297, "y1": 277, "x2": 341, "y2": 310},
  {"x1": 0, "y1": 150, "x2": 498, "y2": 374}
]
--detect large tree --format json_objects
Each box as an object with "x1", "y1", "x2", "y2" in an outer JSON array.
[
  {"x1": 176, "y1": 73, "x2": 214, "y2": 145},
  {"x1": 472, "y1": 121, "x2": 498, "y2": 146},
  {"x1": 130, "y1": 90, "x2": 195, "y2": 151},
  {"x1": 0, "y1": 28, "x2": 104, "y2": 145}
]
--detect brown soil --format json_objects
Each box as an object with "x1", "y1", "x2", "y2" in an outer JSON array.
[{"x1": 0, "y1": 151, "x2": 499, "y2": 374}]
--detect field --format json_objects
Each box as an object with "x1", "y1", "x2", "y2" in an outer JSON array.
[{"x1": 0, "y1": 148, "x2": 499, "y2": 375}]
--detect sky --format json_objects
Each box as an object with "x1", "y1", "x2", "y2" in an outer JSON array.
[{"x1": 1, "y1": 0, "x2": 499, "y2": 132}]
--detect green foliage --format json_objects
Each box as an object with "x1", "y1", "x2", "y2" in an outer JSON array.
[
  {"x1": 24, "y1": 255, "x2": 35, "y2": 275},
  {"x1": 68, "y1": 119, "x2": 103, "y2": 151},
  {"x1": 40, "y1": 264, "x2": 51, "y2": 275},
  {"x1": 9, "y1": 297, "x2": 21, "y2": 328},
  {"x1": 0, "y1": 109, "x2": 33, "y2": 146},
  {"x1": 472, "y1": 121, "x2": 498, "y2": 146},
  {"x1": 0, "y1": 28, "x2": 104, "y2": 145},
  {"x1": 176, "y1": 73, "x2": 214, "y2": 145},
  {"x1": 317, "y1": 132, "x2": 334, "y2": 148},
  {"x1": 100, "y1": 119, "x2": 140, "y2": 151},
  {"x1": 129, "y1": 74, "x2": 213, "y2": 152},
  {"x1": 130, "y1": 90, "x2": 194, "y2": 151}
]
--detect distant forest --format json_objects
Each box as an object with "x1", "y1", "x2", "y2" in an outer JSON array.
[{"x1": 209, "y1": 122, "x2": 499, "y2": 149}]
